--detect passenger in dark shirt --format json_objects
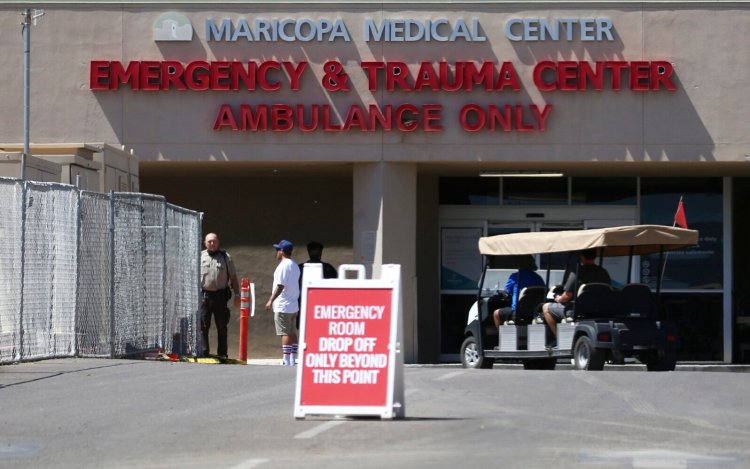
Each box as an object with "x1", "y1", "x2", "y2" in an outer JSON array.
[{"x1": 542, "y1": 248, "x2": 610, "y2": 336}]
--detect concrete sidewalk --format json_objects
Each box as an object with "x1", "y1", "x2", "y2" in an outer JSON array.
[{"x1": 246, "y1": 358, "x2": 285, "y2": 366}]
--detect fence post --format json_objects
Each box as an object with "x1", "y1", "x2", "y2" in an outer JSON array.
[
  {"x1": 161, "y1": 201, "x2": 167, "y2": 351},
  {"x1": 73, "y1": 185, "x2": 81, "y2": 356},
  {"x1": 109, "y1": 191, "x2": 116, "y2": 358},
  {"x1": 195, "y1": 212, "x2": 203, "y2": 355},
  {"x1": 18, "y1": 181, "x2": 27, "y2": 361}
]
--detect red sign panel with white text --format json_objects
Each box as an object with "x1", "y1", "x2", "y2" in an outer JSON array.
[{"x1": 300, "y1": 288, "x2": 392, "y2": 407}]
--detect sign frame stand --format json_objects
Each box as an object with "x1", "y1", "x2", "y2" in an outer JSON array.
[{"x1": 294, "y1": 263, "x2": 405, "y2": 420}]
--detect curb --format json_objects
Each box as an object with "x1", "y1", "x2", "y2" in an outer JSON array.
[{"x1": 243, "y1": 359, "x2": 750, "y2": 372}]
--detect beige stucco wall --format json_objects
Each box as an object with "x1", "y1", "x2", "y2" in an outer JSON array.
[{"x1": 0, "y1": 3, "x2": 748, "y2": 166}]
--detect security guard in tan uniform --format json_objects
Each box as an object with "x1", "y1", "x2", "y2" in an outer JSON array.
[{"x1": 200, "y1": 233, "x2": 240, "y2": 358}]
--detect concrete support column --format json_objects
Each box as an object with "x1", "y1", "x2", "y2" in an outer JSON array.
[{"x1": 353, "y1": 162, "x2": 418, "y2": 363}]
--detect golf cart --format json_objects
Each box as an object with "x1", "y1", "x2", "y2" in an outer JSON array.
[{"x1": 460, "y1": 224, "x2": 699, "y2": 371}]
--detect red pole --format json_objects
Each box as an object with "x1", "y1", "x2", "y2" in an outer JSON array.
[{"x1": 239, "y1": 277, "x2": 250, "y2": 362}]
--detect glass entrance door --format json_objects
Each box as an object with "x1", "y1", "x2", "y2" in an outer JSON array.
[{"x1": 488, "y1": 221, "x2": 584, "y2": 287}]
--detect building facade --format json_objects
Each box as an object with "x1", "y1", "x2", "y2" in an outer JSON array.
[{"x1": 1, "y1": 1, "x2": 748, "y2": 363}]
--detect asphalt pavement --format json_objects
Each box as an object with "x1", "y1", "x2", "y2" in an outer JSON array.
[{"x1": 2, "y1": 358, "x2": 749, "y2": 468}]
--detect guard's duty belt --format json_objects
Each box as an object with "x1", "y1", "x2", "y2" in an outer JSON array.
[{"x1": 202, "y1": 289, "x2": 227, "y2": 298}]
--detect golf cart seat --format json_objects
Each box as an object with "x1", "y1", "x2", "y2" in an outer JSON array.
[
  {"x1": 514, "y1": 286, "x2": 547, "y2": 325},
  {"x1": 573, "y1": 283, "x2": 614, "y2": 319},
  {"x1": 618, "y1": 283, "x2": 653, "y2": 318}
]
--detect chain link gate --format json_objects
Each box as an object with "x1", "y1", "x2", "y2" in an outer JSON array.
[{"x1": 0, "y1": 177, "x2": 202, "y2": 364}]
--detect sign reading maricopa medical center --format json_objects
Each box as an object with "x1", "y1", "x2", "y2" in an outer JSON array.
[
  {"x1": 294, "y1": 264, "x2": 405, "y2": 420},
  {"x1": 89, "y1": 13, "x2": 678, "y2": 134}
]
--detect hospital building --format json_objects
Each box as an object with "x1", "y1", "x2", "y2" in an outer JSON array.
[{"x1": 0, "y1": 1, "x2": 748, "y2": 363}]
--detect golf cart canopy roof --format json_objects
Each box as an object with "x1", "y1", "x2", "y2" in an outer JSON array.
[{"x1": 478, "y1": 224, "x2": 699, "y2": 257}]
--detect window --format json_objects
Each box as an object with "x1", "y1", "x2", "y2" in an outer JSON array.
[
  {"x1": 640, "y1": 178, "x2": 723, "y2": 290},
  {"x1": 502, "y1": 177, "x2": 567, "y2": 205},
  {"x1": 439, "y1": 177, "x2": 499, "y2": 205},
  {"x1": 572, "y1": 177, "x2": 636, "y2": 205}
]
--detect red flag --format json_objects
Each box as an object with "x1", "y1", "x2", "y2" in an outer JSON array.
[{"x1": 674, "y1": 198, "x2": 688, "y2": 228}]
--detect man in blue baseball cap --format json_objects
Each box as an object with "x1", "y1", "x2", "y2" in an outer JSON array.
[{"x1": 265, "y1": 240, "x2": 301, "y2": 365}]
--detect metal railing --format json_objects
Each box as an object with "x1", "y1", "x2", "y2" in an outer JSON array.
[{"x1": 0, "y1": 177, "x2": 202, "y2": 364}]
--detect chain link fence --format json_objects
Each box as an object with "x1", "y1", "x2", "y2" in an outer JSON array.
[{"x1": 0, "y1": 177, "x2": 202, "y2": 364}]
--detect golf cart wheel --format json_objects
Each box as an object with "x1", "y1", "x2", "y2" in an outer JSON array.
[
  {"x1": 646, "y1": 350, "x2": 677, "y2": 372},
  {"x1": 460, "y1": 336, "x2": 493, "y2": 369},
  {"x1": 573, "y1": 336, "x2": 605, "y2": 371}
]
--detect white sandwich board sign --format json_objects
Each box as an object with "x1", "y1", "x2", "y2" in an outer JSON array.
[{"x1": 294, "y1": 264, "x2": 405, "y2": 419}]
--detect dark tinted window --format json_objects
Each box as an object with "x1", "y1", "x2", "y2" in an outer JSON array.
[
  {"x1": 572, "y1": 177, "x2": 636, "y2": 205},
  {"x1": 502, "y1": 177, "x2": 567, "y2": 205},
  {"x1": 660, "y1": 293, "x2": 723, "y2": 361},
  {"x1": 440, "y1": 295, "x2": 477, "y2": 354},
  {"x1": 640, "y1": 178, "x2": 722, "y2": 290},
  {"x1": 439, "y1": 177, "x2": 499, "y2": 205}
]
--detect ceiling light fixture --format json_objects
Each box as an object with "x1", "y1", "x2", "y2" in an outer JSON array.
[{"x1": 479, "y1": 171, "x2": 564, "y2": 178}]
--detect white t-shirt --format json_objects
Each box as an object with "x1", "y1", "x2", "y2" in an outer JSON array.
[{"x1": 272, "y1": 257, "x2": 301, "y2": 313}]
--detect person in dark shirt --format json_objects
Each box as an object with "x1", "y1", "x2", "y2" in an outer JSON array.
[
  {"x1": 297, "y1": 241, "x2": 338, "y2": 329},
  {"x1": 299, "y1": 241, "x2": 337, "y2": 281},
  {"x1": 542, "y1": 248, "x2": 611, "y2": 336}
]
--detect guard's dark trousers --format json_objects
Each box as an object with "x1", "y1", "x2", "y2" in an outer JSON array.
[{"x1": 200, "y1": 290, "x2": 230, "y2": 357}]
